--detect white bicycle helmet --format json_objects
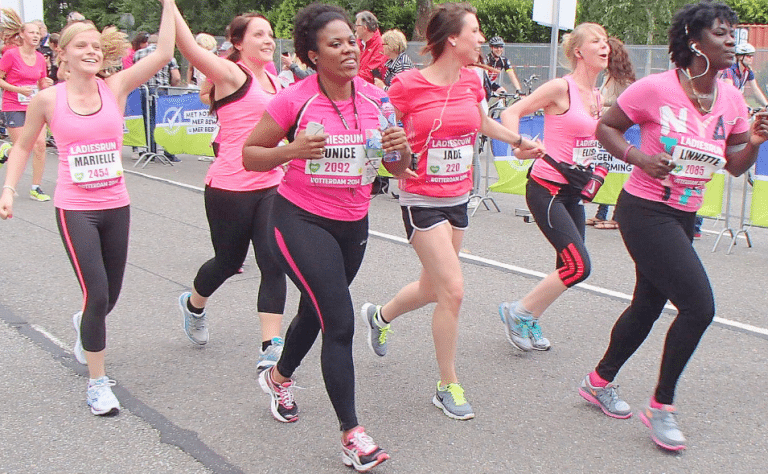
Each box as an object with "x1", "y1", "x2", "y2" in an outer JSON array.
[
  {"x1": 735, "y1": 43, "x2": 756, "y2": 55},
  {"x1": 489, "y1": 36, "x2": 504, "y2": 47}
]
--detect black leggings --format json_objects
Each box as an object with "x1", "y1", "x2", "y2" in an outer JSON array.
[
  {"x1": 596, "y1": 191, "x2": 714, "y2": 405},
  {"x1": 270, "y1": 195, "x2": 368, "y2": 432},
  {"x1": 526, "y1": 177, "x2": 591, "y2": 287},
  {"x1": 194, "y1": 185, "x2": 286, "y2": 314},
  {"x1": 56, "y1": 206, "x2": 130, "y2": 352}
]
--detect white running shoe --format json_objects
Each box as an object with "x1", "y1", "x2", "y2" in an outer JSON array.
[{"x1": 87, "y1": 376, "x2": 120, "y2": 416}]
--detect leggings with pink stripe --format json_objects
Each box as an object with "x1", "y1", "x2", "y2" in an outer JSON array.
[
  {"x1": 525, "y1": 178, "x2": 591, "y2": 287},
  {"x1": 269, "y1": 195, "x2": 368, "y2": 432},
  {"x1": 56, "y1": 206, "x2": 130, "y2": 352}
]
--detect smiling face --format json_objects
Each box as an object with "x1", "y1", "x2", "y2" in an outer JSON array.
[
  {"x1": 450, "y1": 13, "x2": 485, "y2": 67},
  {"x1": 20, "y1": 23, "x2": 41, "y2": 48},
  {"x1": 313, "y1": 19, "x2": 360, "y2": 83},
  {"x1": 696, "y1": 18, "x2": 735, "y2": 71},
  {"x1": 61, "y1": 29, "x2": 103, "y2": 74},
  {"x1": 235, "y1": 17, "x2": 275, "y2": 66}
]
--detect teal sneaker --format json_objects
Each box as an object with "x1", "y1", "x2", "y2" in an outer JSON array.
[
  {"x1": 499, "y1": 301, "x2": 533, "y2": 351},
  {"x1": 529, "y1": 319, "x2": 551, "y2": 351},
  {"x1": 433, "y1": 382, "x2": 474, "y2": 420}
]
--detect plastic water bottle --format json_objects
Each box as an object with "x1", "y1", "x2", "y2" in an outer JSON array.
[
  {"x1": 380, "y1": 97, "x2": 401, "y2": 163},
  {"x1": 581, "y1": 163, "x2": 609, "y2": 202}
]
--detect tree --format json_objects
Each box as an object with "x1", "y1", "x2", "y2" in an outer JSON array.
[{"x1": 576, "y1": 0, "x2": 688, "y2": 44}]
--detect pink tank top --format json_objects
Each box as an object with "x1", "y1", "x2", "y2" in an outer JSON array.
[
  {"x1": 204, "y1": 62, "x2": 284, "y2": 191},
  {"x1": 531, "y1": 75, "x2": 600, "y2": 184},
  {"x1": 50, "y1": 79, "x2": 129, "y2": 211}
]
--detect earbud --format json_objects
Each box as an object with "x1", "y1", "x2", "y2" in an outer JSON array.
[
  {"x1": 690, "y1": 43, "x2": 702, "y2": 55},
  {"x1": 449, "y1": 41, "x2": 456, "y2": 47}
]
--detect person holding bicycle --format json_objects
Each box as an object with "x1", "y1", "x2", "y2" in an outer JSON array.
[{"x1": 486, "y1": 36, "x2": 522, "y2": 94}]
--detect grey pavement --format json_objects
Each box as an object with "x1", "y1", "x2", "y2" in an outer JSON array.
[{"x1": 1, "y1": 146, "x2": 767, "y2": 473}]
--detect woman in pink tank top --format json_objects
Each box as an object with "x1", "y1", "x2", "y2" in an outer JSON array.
[
  {"x1": 498, "y1": 23, "x2": 609, "y2": 352},
  {"x1": 0, "y1": 10, "x2": 53, "y2": 201},
  {"x1": 0, "y1": 0, "x2": 177, "y2": 416},
  {"x1": 171, "y1": 8, "x2": 287, "y2": 365}
]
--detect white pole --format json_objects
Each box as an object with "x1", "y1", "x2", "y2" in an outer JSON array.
[{"x1": 548, "y1": 0, "x2": 561, "y2": 80}]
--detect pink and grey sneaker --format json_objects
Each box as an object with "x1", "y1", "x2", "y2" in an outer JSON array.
[
  {"x1": 639, "y1": 404, "x2": 687, "y2": 451},
  {"x1": 341, "y1": 426, "x2": 389, "y2": 472},
  {"x1": 258, "y1": 367, "x2": 298, "y2": 423}
]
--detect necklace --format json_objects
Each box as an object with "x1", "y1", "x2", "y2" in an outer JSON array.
[
  {"x1": 681, "y1": 68, "x2": 716, "y2": 114},
  {"x1": 317, "y1": 77, "x2": 358, "y2": 130}
]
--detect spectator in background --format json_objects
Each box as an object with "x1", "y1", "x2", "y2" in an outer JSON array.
[
  {"x1": 186, "y1": 32, "x2": 217, "y2": 86},
  {"x1": 66, "y1": 11, "x2": 85, "y2": 24},
  {"x1": 721, "y1": 42, "x2": 768, "y2": 108},
  {"x1": 280, "y1": 51, "x2": 314, "y2": 84},
  {"x1": 486, "y1": 36, "x2": 522, "y2": 93},
  {"x1": 46, "y1": 33, "x2": 59, "y2": 83},
  {"x1": 124, "y1": 31, "x2": 149, "y2": 71},
  {"x1": 374, "y1": 29, "x2": 414, "y2": 90},
  {"x1": 354, "y1": 10, "x2": 387, "y2": 84},
  {"x1": 133, "y1": 33, "x2": 181, "y2": 162},
  {"x1": 587, "y1": 36, "x2": 636, "y2": 230}
]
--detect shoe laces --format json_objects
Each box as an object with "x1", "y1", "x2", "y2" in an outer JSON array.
[
  {"x1": 345, "y1": 429, "x2": 377, "y2": 455},
  {"x1": 89, "y1": 378, "x2": 116, "y2": 396},
  {"x1": 598, "y1": 384, "x2": 621, "y2": 405},
  {"x1": 529, "y1": 320, "x2": 543, "y2": 339},
  {"x1": 190, "y1": 314, "x2": 206, "y2": 331},
  {"x1": 377, "y1": 324, "x2": 393, "y2": 344},
  {"x1": 443, "y1": 383, "x2": 468, "y2": 405},
  {"x1": 273, "y1": 378, "x2": 296, "y2": 408}
]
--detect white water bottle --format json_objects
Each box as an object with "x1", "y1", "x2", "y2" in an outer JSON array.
[{"x1": 380, "y1": 97, "x2": 401, "y2": 163}]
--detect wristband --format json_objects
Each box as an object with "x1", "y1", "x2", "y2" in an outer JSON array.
[
  {"x1": 513, "y1": 135, "x2": 523, "y2": 148},
  {"x1": 3, "y1": 185, "x2": 15, "y2": 194},
  {"x1": 622, "y1": 144, "x2": 636, "y2": 163}
]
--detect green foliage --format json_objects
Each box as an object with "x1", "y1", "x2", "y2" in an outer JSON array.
[
  {"x1": 473, "y1": 0, "x2": 550, "y2": 43},
  {"x1": 726, "y1": 0, "x2": 768, "y2": 25}
]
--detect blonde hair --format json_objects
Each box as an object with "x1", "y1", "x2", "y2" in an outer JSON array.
[
  {"x1": 58, "y1": 22, "x2": 127, "y2": 74},
  {"x1": 0, "y1": 8, "x2": 35, "y2": 45},
  {"x1": 381, "y1": 29, "x2": 407, "y2": 55},
  {"x1": 195, "y1": 32, "x2": 217, "y2": 52},
  {"x1": 561, "y1": 22, "x2": 607, "y2": 70}
]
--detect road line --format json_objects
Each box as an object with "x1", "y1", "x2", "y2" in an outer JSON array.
[
  {"x1": 128, "y1": 172, "x2": 768, "y2": 339},
  {"x1": 30, "y1": 324, "x2": 69, "y2": 351}
]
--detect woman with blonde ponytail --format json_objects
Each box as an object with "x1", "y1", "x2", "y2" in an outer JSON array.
[
  {"x1": 0, "y1": 8, "x2": 53, "y2": 200},
  {"x1": 0, "y1": 0, "x2": 177, "y2": 416}
]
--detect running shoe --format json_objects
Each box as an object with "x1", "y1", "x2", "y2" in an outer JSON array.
[
  {"x1": 578, "y1": 375, "x2": 631, "y2": 419},
  {"x1": 433, "y1": 381, "x2": 475, "y2": 420},
  {"x1": 529, "y1": 319, "x2": 551, "y2": 351},
  {"x1": 361, "y1": 303, "x2": 391, "y2": 357},
  {"x1": 87, "y1": 376, "x2": 120, "y2": 416},
  {"x1": 258, "y1": 367, "x2": 298, "y2": 423},
  {"x1": 639, "y1": 404, "x2": 687, "y2": 451},
  {"x1": 0, "y1": 142, "x2": 11, "y2": 166},
  {"x1": 179, "y1": 291, "x2": 208, "y2": 345},
  {"x1": 256, "y1": 337, "x2": 284, "y2": 372},
  {"x1": 72, "y1": 311, "x2": 87, "y2": 365},
  {"x1": 29, "y1": 186, "x2": 51, "y2": 202},
  {"x1": 341, "y1": 426, "x2": 389, "y2": 472},
  {"x1": 498, "y1": 301, "x2": 533, "y2": 351}
]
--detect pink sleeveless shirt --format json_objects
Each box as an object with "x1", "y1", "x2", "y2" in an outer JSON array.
[
  {"x1": 50, "y1": 79, "x2": 129, "y2": 210},
  {"x1": 531, "y1": 75, "x2": 600, "y2": 184},
  {"x1": 204, "y1": 63, "x2": 284, "y2": 191}
]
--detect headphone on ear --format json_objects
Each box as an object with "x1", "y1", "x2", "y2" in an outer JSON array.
[
  {"x1": 690, "y1": 43, "x2": 702, "y2": 55},
  {"x1": 449, "y1": 40, "x2": 456, "y2": 47}
]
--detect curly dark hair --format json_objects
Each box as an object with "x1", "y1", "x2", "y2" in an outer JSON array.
[
  {"x1": 607, "y1": 37, "x2": 635, "y2": 86},
  {"x1": 293, "y1": 3, "x2": 352, "y2": 68},
  {"x1": 668, "y1": 1, "x2": 738, "y2": 69}
]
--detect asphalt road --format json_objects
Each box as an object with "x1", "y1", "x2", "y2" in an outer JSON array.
[{"x1": 1, "y1": 148, "x2": 766, "y2": 473}]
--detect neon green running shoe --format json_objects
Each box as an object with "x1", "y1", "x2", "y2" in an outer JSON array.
[
  {"x1": 29, "y1": 186, "x2": 51, "y2": 202},
  {"x1": 433, "y1": 381, "x2": 474, "y2": 420}
]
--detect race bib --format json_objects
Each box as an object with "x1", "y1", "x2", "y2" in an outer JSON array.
[
  {"x1": 425, "y1": 134, "x2": 475, "y2": 184},
  {"x1": 669, "y1": 141, "x2": 725, "y2": 186},
  {"x1": 17, "y1": 85, "x2": 39, "y2": 104},
  {"x1": 304, "y1": 131, "x2": 376, "y2": 187},
  {"x1": 572, "y1": 137, "x2": 599, "y2": 167},
  {"x1": 67, "y1": 140, "x2": 124, "y2": 189}
]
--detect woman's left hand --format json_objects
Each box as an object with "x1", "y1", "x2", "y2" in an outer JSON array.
[{"x1": 750, "y1": 111, "x2": 768, "y2": 146}]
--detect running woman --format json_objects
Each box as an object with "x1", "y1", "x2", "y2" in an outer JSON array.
[
  {"x1": 498, "y1": 23, "x2": 609, "y2": 352},
  {"x1": 242, "y1": 3, "x2": 411, "y2": 471},
  {"x1": 172, "y1": 7, "x2": 287, "y2": 371},
  {"x1": 580, "y1": 1, "x2": 768, "y2": 451},
  {"x1": 0, "y1": 9, "x2": 53, "y2": 201},
  {"x1": 361, "y1": 2, "x2": 544, "y2": 421},
  {"x1": 0, "y1": 0, "x2": 176, "y2": 415}
]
